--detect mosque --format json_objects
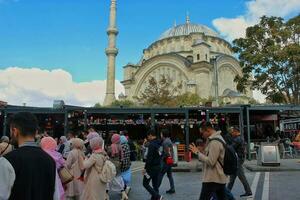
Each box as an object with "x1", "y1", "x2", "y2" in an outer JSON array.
[{"x1": 104, "y1": 0, "x2": 252, "y2": 106}]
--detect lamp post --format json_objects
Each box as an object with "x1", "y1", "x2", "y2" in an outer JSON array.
[{"x1": 211, "y1": 56, "x2": 222, "y2": 106}]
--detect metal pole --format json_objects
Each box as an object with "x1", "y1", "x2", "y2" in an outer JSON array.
[
  {"x1": 213, "y1": 58, "x2": 219, "y2": 106},
  {"x1": 239, "y1": 108, "x2": 244, "y2": 138},
  {"x1": 246, "y1": 107, "x2": 251, "y2": 160},
  {"x1": 206, "y1": 110, "x2": 210, "y2": 122},
  {"x1": 3, "y1": 111, "x2": 7, "y2": 137},
  {"x1": 64, "y1": 111, "x2": 68, "y2": 136},
  {"x1": 151, "y1": 112, "x2": 155, "y2": 129},
  {"x1": 84, "y1": 110, "x2": 88, "y2": 131},
  {"x1": 185, "y1": 110, "x2": 190, "y2": 162}
]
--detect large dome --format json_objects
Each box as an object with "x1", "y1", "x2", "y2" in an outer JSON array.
[{"x1": 159, "y1": 23, "x2": 219, "y2": 40}]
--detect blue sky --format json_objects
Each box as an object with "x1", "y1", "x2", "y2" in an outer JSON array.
[{"x1": 0, "y1": 0, "x2": 247, "y2": 82}]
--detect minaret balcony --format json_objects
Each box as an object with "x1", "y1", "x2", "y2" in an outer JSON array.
[
  {"x1": 107, "y1": 28, "x2": 119, "y2": 35},
  {"x1": 105, "y1": 47, "x2": 119, "y2": 55}
]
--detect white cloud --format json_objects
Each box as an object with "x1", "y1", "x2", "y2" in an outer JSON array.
[
  {"x1": 213, "y1": 0, "x2": 300, "y2": 41},
  {"x1": 0, "y1": 67, "x2": 124, "y2": 107}
]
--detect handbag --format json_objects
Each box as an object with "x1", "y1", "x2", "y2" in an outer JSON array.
[
  {"x1": 59, "y1": 167, "x2": 74, "y2": 185},
  {"x1": 165, "y1": 156, "x2": 174, "y2": 166}
]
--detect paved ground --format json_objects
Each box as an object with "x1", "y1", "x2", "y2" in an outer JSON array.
[{"x1": 109, "y1": 161, "x2": 300, "y2": 200}]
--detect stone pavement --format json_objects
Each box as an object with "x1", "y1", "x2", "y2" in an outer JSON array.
[{"x1": 131, "y1": 158, "x2": 300, "y2": 173}]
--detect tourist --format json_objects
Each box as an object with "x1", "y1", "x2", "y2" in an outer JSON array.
[
  {"x1": 125, "y1": 131, "x2": 137, "y2": 161},
  {"x1": 0, "y1": 156, "x2": 15, "y2": 200},
  {"x1": 143, "y1": 129, "x2": 163, "y2": 200},
  {"x1": 65, "y1": 138, "x2": 85, "y2": 200},
  {"x1": 227, "y1": 127, "x2": 252, "y2": 197},
  {"x1": 189, "y1": 122, "x2": 227, "y2": 200},
  {"x1": 120, "y1": 135, "x2": 132, "y2": 195},
  {"x1": 108, "y1": 133, "x2": 128, "y2": 200},
  {"x1": 0, "y1": 136, "x2": 13, "y2": 156},
  {"x1": 80, "y1": 136, "x2": 107, "y2": 200},
  {"x1": 57, "y1": 136, "x2": 68, "y2": 155},
  {"x1": 40, "y1": 136, "x2": 66, "y2": 200},
  {"x1": 2, "y1": 112, "x2": 57, "y2": 200},
  {"x1": 158, "y1": 129, "x2": 175, "y2": 194}
]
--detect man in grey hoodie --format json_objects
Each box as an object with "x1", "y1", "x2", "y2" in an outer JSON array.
[{"x1": 158, "y1": 129, "x2": 175, "y2": 194}]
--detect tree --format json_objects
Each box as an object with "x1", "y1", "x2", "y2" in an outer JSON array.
[
  {"x1": 94, "y1": 103, "x2": 102, "y2": 108},
  {"x1": 137, "y1": 75, "x2": 182, "y2": 107},
  {"x1": 175, "y1": 93, "x2": 204, "y2": 106},
  {"x1": 233, "y1": 15, "x2": 300, "y2": 104},
  {"x1": 111, "y1": 99, "x2": 135, "y2": 107}
]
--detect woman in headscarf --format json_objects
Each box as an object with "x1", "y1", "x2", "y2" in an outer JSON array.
[
  {"x1": 80, "y1": 136, "x2": 107, "y2": 200},
  {"x1": 65, "y1": 138, "x2": 85, "y2": 200},
  {"x1": 40, "y1": 137, "x2": 65, "y2": 200},
  {"x1": 107, "y1": 134, "x2": 128, "y2": 200},
  {"x1": 0, "y1": 136, "x2": 13, "y2": 156},
  {"x1": 120, "y1": 135, "x2": 132, "y2": 195}
]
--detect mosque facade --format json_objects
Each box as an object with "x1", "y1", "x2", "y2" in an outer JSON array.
[{"x1": 121, "y1": 17, "x2": 252, "y2": 105}]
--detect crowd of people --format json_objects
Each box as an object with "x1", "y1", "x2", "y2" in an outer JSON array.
[
  {"x1": 0, "y1": 112, "x2": 133, "y2": 200},
  {"x1": 0, "y1": 111, "x2": 259, "y2": 200}
]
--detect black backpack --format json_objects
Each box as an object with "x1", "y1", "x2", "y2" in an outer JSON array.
[{"x1": 209, "y1": 137, "x2": 238, "y2": 176}]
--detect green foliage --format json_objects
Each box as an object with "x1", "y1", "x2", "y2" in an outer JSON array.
[
  {"x1": 249, "y1": 98, "x2": 260, "y2": 105},
  {"x1": 136, "y1": 75, "x2": 183, "y2": 107},
  {"x1": 175, "y1": 93, "x2": 204, "y2": 106},
  {"x1": 94, "y1": 103, "x2": 102, "y2": 108},
  {"x1": 111, "y1": 99, "x2": 135, "y2": 107},
  {"x1": 233, "y1": 15, "x2": 300, "y2": 104}
]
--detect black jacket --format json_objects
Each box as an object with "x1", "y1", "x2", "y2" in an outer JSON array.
[
  {"x1": 232, "y1": 135, "x2": 246, "y2": 162},
  {"x1": 145, "y1": 139, "x2": 161, "y2": 171},
  {"x1": 4, "y1": 146, "x2": 56, "y2": 200}
]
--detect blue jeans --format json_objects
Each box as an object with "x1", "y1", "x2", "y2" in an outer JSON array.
[{"x1": 158, "y1": 162, "x2": 175, "y2": 190}]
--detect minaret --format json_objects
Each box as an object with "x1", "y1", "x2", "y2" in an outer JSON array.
[
  {"x1": 186, "y1": 12, "x2": 190, "y2": 24},
  {"x1": 104, "y1": 0, "x2": 118, "y2": 106}
]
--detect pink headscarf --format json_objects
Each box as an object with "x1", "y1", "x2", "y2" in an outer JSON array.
[
  {"x1": 40, "y1": 137, "x2": 57, "y2": 151},
  {"x1": 90, "y1": 136, "x2": 104, "y2": 153},
  {"x1": 111, "y1": 134, "x2": 121, "y2": 157},
  {"x1": 87, "y1": 132, "x2": 99, "y2": 142}
]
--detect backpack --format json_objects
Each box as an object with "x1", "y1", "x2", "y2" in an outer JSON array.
[
  {"x1": 209, "y1": 137, "x2": 238, "y2": 176},
  {"x1": 98, "y1": 159, "x2": 117, "y2": 183}
]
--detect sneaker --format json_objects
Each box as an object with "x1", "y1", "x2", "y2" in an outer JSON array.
[
  {"x1": 166, "y1": 189, "x2": 175, "y2": 194},
  {"x1": 240, "y1": 192, "x2": 252, "y2": 197}
]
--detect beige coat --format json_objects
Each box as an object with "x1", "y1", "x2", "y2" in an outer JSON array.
[
  {"x1": 0, "y1": 142, "x2": 13, "y2": 156},
  {"x1": 65, "y1": 149, "x2": 84, "y2": 197},
  {"x1": 197, "y1": 131, "x2": 228, "y2": 184},
  {"x1": 81, "y1": 152, "x2": 107, "y2": 200}
]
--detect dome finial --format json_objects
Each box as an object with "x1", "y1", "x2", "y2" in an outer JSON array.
[
  {"x1": 186, "y1": 12, "x2": 190, "y2": 24},
  {"x1": 174, "y1": 20, "x2": 177, "y2": 27}
]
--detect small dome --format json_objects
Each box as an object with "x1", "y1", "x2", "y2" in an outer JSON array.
[
  {"x1": 222, "y1": 89, "x2": 242, "y2": 97},
  {"x1": 159, "y1": 23, "x2": 219, "y2": 40}
]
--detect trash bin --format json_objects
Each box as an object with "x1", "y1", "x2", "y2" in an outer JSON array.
[{"x1": 257, "y1": 142, "x2": 280, "y2": 166}]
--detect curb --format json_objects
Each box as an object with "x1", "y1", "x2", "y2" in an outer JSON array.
[{"x1": 245, "y1": 165, "x2": 300, "y2": 172}]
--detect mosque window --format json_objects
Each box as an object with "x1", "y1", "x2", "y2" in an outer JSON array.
[
  {"x1": 205, "y1": 54, "x2": 208, "y2": 60},
  {"x1": 197, "y1": 54, "x2": 200, "y2": 60}
]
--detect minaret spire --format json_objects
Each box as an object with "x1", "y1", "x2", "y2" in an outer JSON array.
[
  {"x1": 104, "y1": 0, "x2": 118, "y2": 106},
  {"x1": 186, "y1": 12, "x2": 190, "y2": 24}
]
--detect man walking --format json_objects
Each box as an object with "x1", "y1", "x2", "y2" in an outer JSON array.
[
  {"x1": 189, "y1": 122, "x2": 227, "y2": 200},
  {"x1": 143, "y1": 129, "x2": 163, "y2": 200},
  {"x1": 158, "y1": 129, "x2": 175, "y2": 194},
  {"x1": 227, "y1": 127, "x2": 252, "y2": 197},
  {"x1": 0, "y1": 112, "x2": 57, "y2": 200}
]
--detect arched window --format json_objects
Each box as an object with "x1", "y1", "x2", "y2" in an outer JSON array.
[{"x1": 197, "y1": 54, "x2": 200, "y2": 61}]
